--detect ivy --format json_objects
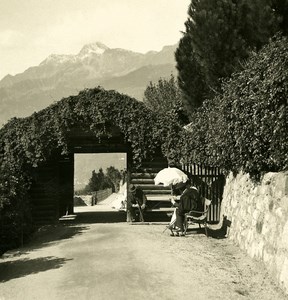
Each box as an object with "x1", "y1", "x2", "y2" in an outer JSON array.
[
  {"x1": 2, "y1": 35, "x2": 287, "y2": 254},
  {"x1": 0, "y1": 87, "x2": 176, "y2": 254},
  {"x1": 177, "y1": 34, "x2": 288, "y2": 176}
]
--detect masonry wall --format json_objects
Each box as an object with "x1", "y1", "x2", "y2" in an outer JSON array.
[{"x1": 221, "y1": 171, "x2": 288, "y2": 293}]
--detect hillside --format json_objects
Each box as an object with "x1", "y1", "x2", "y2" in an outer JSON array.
[{"x1": 0, "y1": 43, "x2": 177, "y2": 126}]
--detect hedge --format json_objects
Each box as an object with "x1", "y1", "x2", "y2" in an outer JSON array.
[{"x1": 179, "y1": 34, "x2": 288, "y2": 176}]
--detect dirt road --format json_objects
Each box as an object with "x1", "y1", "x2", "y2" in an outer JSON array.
[{"x1": 0, "y1": 196, "x2": 287, "y2": 300}]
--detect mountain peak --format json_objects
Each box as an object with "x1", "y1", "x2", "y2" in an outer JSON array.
[
  {"x1": 0, "y1": 41, "x2": 177, "y2": 125},
  {"x1": 40, "y1": 54, "x2": 75, "y2": 65},
  {"x1": 78, "y1": 42, "x2": 109, "y2": 57},
  {"x1": 39, "y1": 42, "x2": 110, "y2": 66}
]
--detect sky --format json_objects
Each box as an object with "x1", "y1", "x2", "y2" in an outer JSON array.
[
  {"x1": 74, "y1": 153, "x2": 127, "y2": 189},
  {"x1": 0, "y1": 0, "x2": 190, "y2": 80}
]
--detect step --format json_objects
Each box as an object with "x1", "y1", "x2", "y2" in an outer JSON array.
[
  {"x1": 146, "y1": 207, "x2": 174, "y2": 212},
  {"x1": 143, "y1": 190, "x2": 171, "y2": 195},
  {"x1": 132, "y1": 167, "x2": 165, "y2": 173},
  {"x1": 59, "y1": 214, "x2": 77, "y2": 221},
  {"x1": 131, "y1": 173, "x2": 158, "y2": 179},
  {"x1": 140, "y1": 161, "x2": 168, "y2": 167},
  {"x1": 139, "y1": 185, "x2": 170, "y2": 190},
  {"x1": 131, "y1": 178, "x2": 155, "y2": 184},
  {"x1": 146, "y1": 195, "x2": 172, "y2": 201}
]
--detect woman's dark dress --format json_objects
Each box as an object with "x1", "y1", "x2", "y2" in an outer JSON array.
[{"x1": 174, "y1": 187, "x2": 202, "y2": 231}]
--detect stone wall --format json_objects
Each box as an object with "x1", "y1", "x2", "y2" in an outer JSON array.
[{"x1": 221, "y1": 171, "x2": 288, "y2": 294}]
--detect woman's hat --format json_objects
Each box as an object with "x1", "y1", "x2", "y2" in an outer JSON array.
[
  {"x1": 173, "y1": 181, "x2": 187, "y2": 190},
  {"x1": 129, "y1": 184, "x2": 136, "y2": 193}
]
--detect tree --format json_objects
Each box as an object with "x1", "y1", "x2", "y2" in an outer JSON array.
[
  {"x1": 176, "y1": 0, "x2": 281, "y2": 113},
  {"x1": 106, "y1": 166, "x2": 122, "y2": 192},
  {"x1": 272, "y1": 0, "x2": 288, "y2": 35},
  {"x1": 88, "y1": 170, "x2": 98, "y2": 192},
  {"x1": 85, "y1": 168, "x2": 112, "y2": 192},
  {"x1": 96, "y1": 168, "x2": 105, "y2": 190},
  {"x1": 143, "y1": 74, "x2": 189, "y2": 125},
  {"x1": 175, "y1": 35, "x2": 208, "y2": 116}
]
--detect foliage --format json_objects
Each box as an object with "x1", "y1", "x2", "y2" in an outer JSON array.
[
  {"x1": 176, "y1": 0, "x2": 282, "y2": 113},
  {"x1": 79, "y1": 166, "x2": 123, "y2": 194},
  {"x1": 1, "y1": 33, "x2": 287, "y2": 252},
  {"x1": 175, "y1": 35, "x2": 208, "y2": 116},
  {"x1": 0, "y1": 87, "x2": 172, "y2": 253},
  {"x1": 106, "y1": 166, "x2": 123, "y2": 192},
  {"x1": 178, "y1": 35, "x2": 288, "y2": 176},
  {"x1": 272, "y1": 0, "x2": 288, "y2": 35},
  {"x1": 143, "y1": 75, "x2": 188, "y2": 125},
  {"x1": 0, "y1": 163, "x2": 33, "y2": 255},
  {"x1": 142, "y1": 75, "x2": 190, "y2": 164},
  {"x1": 83, "y1": 169, "x2": 109, "y2": 193}
]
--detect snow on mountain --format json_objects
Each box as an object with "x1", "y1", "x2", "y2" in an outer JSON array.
[
  {"x1": 0, "y1": 42, "x2": 177, "y2": 126},
  {"x1": 40, "y1": 54, "x2": 77, "y2": 65},
  {"x1": 40, "y1": 42, "x2": 110, "y2": 66},
  {"x1": 78, "y1": 42, "x2": 109, "y2": 58}
]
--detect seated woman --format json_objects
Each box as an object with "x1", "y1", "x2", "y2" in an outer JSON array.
[{"x1": 168, "y1": 180, "x2": 202, "y2": 236}]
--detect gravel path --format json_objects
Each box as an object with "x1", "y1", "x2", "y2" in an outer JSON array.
[{"x1": 0, "y1": 196, "x2": 287, "y2": 300}]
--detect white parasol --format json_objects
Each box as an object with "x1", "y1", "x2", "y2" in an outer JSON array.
[{"x1": 154, "y1": 167, "x2": 188, "y2": 187}]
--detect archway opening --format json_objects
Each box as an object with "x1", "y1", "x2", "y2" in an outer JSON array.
[{"x1": 73, "y1": 153, "x2": 127, "y2": 223}]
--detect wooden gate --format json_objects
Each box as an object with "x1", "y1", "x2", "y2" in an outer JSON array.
[{"x1": 182, "y1": 164, "x2": 225, "y2": 223}]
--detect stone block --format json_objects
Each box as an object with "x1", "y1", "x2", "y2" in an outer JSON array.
[
  {"x1": 285, "y1": 174, "x2": 288, "y2": 195},
  {"x1": 252, "y1": 209, "x2": 260, "y2": 220},
  {"x1": 275, "y1": 207, "x2": 283, "y2": 218},
  {"x1": 280, "y1": 221, "x2": 288, "y2": 249},
  {"x1": 231, "y1": 198, "x2": 239, "y2": 209},
  {"x1": 279, "y1": 257, "x2": 288, "y2": 293},
  {"x1": 280, "y1": 196, "x2": 288, "y2": 214},
  {"x1": 263, "y1": 248, "x2": 273, "y2": 265},
  {"x1": 262, "y1": 172, "x2": 275, "y2": 185},
  {"x1": 273, "y1": 172, "x2": 288, "y2": 197},
  {"x1": 256, "y1": 198, "x2": 264, "y2": 210}
]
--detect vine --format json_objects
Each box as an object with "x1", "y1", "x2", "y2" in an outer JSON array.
[
  {"x1": 176, "y1": 35, "x2": 288, "y2": 176},
  {"x1": 0, "y1": 87, "x2": 178, "y2": 253}
]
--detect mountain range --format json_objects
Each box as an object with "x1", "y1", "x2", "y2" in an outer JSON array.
[{"x1": 0, "y1": 42, "x2": 177, "y2": 126}]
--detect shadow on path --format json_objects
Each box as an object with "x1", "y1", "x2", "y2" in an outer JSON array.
[
  {"x1": 208, "y1": 216, "x2": 232, "y2": 239},
  {"x1": 71, "y1": 210, "x2": 171, "y2": 224},
  {"x1": 73, "y1": 211, "x2": 127, "y2": 224},
  {"x1": 30, "y1": 224, "x2": 89, "y2": 248},
  {"x1": 0, "y1": 256, "x2": 72, "y2": 282},
  {"x1": 183, "y1": 216, "x2": 232, "y2": 239}
]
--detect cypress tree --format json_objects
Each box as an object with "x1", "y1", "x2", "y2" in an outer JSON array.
[{"x1": 176, "y1": 0, "x2": 281, "y2": 114}]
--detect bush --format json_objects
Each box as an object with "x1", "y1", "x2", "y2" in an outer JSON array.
[{"x1": 178, "y1": 35, "x2": 288, "y2": 176}]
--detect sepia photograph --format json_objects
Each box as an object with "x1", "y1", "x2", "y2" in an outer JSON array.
[{"x1": 0, "y1": 0, "x2": 288, "y2": 299}]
